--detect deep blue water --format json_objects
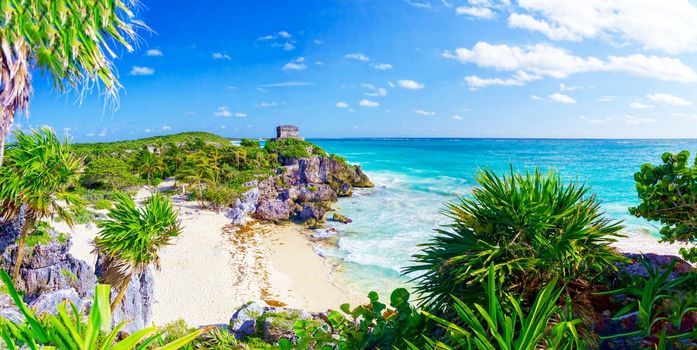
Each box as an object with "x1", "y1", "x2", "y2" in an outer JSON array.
[{"x1": 309, "y1": 138, "x2": 697, "y2": 296}]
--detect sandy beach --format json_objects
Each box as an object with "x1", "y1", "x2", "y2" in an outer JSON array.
[{"x1": 62, "y1": 181, "x2": 353, "y2": 327}]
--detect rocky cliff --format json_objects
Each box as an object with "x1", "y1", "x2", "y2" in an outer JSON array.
[{"x1": 230, "y1": 155, "x2": 373, "y2": 227}]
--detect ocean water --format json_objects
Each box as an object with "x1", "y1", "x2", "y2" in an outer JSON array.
[{"x1": 310, "y1": 138, "x2": 697, "y2": 297}]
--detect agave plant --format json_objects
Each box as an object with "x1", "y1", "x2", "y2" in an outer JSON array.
[
  {"x1": 0, "y1": 270, "x2": 208, "y2": 349},
  {"x1": 93, "y1": 192, "x2": 181, "y2": 311},
  {"x1": 0, "y1": 0, "x2": 141, "y2": 166},
  {"x1": 0, "y1": 128, "x2": 84, "y2": 284},
  {"x1": 406, "y1": 167, "x2": 625, "y2": 314},
  {"x1": 416, "y1": 265, "x2": 585, "y2": 350}
]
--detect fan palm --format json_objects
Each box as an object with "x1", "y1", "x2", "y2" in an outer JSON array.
[
  {"x1": 406, "y1": 167, "x2": 624, "y2": 315},
  {"x1": 0, "y1": 0, "x2": 141, "y2": 167},
  {"x1": 0, "y1": 128, "x2": 83, "y2": 284},
  {"x1": 175, "y1": 153, "x2": 215, "y2": 208},
  {"x1": 93, "y1": 191, "x2": 181, "y2": 311}
]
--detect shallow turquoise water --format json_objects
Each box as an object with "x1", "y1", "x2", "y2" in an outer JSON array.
[{"x1": 310, "y1": 138, "x2": 697, "y2": 296}]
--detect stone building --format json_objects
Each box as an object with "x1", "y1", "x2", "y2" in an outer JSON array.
[{"x1": 275, "y1": 125, "x2": 302, "y2": 140}]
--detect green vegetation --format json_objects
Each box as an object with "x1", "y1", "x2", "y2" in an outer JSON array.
[
  {"x1": 94, "y1": 199, "x2": 113, "y2": 210},
  {"x1": 73, "y1": 132, "x2": 230, "y2": 157},
  {"x1": 264, "y1": 138, "x2": 328, "y2": 160},
  {"x1": 81, "y1": 157, "x2": 140, "y2": 190},
  {"x1": 0, "y1": 128, "x2": 84, "y2": 284},
  {"x1": 630, "y1": 151, "x2": 697, "y2": 262},
  {"x1": 406, "y1": 168, "x2": 624, "y2": 315},
  {"x1": 0, "y1": 270, "x2": 207, "y2": 349},
  {"x1": 94, "y1": 192, "x2": 182, "y2": 311},
  {"x1": 25, "y1": 222, "x2": 68, "y2": 248},
  {"x1": 0, "y1": 0, "x2": 140, "y2": 167}
]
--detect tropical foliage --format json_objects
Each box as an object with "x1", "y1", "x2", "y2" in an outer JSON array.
[
  {"x1": 0, "y1": 0, "x2": 141, "y2": 166},
  {"x1": 406, "y1": 168, "x2": 625, "y2": 314},
  {"x1": 420, "y1": 266, "x2": 584, "y2": 350},
  {"x1": 630, "y1": 151, "x2": 697, "y2": 262},
  {"x1": 0, "y1": 270, "x2": 206, "y2": 349},
  {"x1": 0, "y1": 128, "x2": 83, "y2": 283},
  {"x1": 94, "y1": 192, "x2": 181, "y2": 310}
]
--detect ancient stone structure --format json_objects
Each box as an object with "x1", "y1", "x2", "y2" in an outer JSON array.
[{"x1": 275, "y1": 125, "x2": 302, "y2": 140}]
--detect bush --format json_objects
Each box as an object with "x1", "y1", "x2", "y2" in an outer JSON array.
[
  {"x1": 204, "y1": 185, "x2": 243, "y2": 209},
  {"x1": 406, "y1": 168, "x2": 625, "y2": 314},
  {"x1": 80, "y1": 156, "x2": 140, "y2": 190},
  {"x1": 72, "y1": 207, "x2": 97, "y2": 224},
  {"x1": 94, "y1": 199, "x2": 112, "y2": 210},
  {"x1": 630, "y1": 151, "x2": 697, "y2": 262}
]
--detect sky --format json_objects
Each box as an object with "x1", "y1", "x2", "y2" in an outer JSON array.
[{"x1": 14, "y1": 0, "x2": 697, "y2": 140}]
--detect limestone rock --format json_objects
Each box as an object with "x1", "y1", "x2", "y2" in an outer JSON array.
[
  {"x1": 332, "y1": 213, "x2": 352, "y2": 224},
  {"x1": 28, "y1": 289, "x2": 83, "y2": 316},
  {"x1": 254, "y1": 199, "x2": 292, "y2": 222}
]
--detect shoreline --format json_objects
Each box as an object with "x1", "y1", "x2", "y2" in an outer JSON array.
[{"x1": 60, "y1": 182, "x2": 691, "y2": 328}]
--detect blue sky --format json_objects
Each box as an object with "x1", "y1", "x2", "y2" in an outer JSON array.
[{"x1": 16, "y1": 0, "x2": 697, "y2": 140}]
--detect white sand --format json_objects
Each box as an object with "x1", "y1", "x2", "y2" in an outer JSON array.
[{"x1": 64, "y1": 181, "x2": 352, "y2": 327}]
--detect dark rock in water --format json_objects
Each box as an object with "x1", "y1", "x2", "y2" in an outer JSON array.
[
  {"x1": 229, "y1": 301, "x2": 313, "y2": 342},
  {"x1": 29, "y1": 289, "x2": 83, "y2": 316},
  {"x1": 1, "y1": 232, "x2": 96, "y2": 302},
  {"x1": 95, "y1": 255, "x2": 154, "y2": 334},
  {"x1": 332, "y1": 213, "x2": 352, "y2": 224},
  {"x1": 236, "y1": 152, "x2": 372, "y2": 225}
]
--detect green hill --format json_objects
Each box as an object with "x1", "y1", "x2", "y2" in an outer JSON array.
[{"x1": 72, "y1": 132, "x2": 231, "y2": 155}]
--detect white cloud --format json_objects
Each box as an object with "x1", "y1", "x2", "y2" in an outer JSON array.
[
  {"x1": 580, "y1": 116, "x2": 613, "y2": 124},
  {"x1": 629, "y1": 102, "x2": 654, "y2": 109},
  {"x1": 257, "y1": 35, "x2": 275, "y2": 41},
  {"x1": 161, "y1": 125, "x2": 172, "y2": 131},
  {"x1": 465, "y1": 71, "x2": 539, "y2": 88},
  {"x1": 598, "y1": 96, "x2": 616, "y2": 102},
  {"x1": 212, "y1": 52, "x2": 232, "y2": 60},
  {"x1": 646, "y1": 93, "x2": 693, "y2": 106},
  {"x1": 405, "y1": 0, "x2": 432, "y2": 9},
  {"x1": 220, "y1": 125, "x2": 227, "y2": 129},
  {"x1": 278, "y1": 31, "x2": 292, "y2": 38},
  {"x1": 282, "y1": 62, "x2": 307, "y2": 71},
  {"x1": 531, "y1": 95, "x2": 545, "y2": 101},
  {"x1": 559, "y1": 83, "x2": 583, "y2": 92},
  {"x1": 510, "y1": 0, "x2": 697, "y2": 54},
  {"x1": 336, "y1": 102, "x2": 350, "y2": 108},
  {"x1": 130, "y1": 66, "x2": 155, "y2": 75},
  {"x1": 397, "y1": 79, "x2": 424, "y2": 89},
  {"x1": 346, "y1": 53, "x2": 370, "y2": 61},
  {"x1": 362, "y1": 84, "x2": 388, "y2": 97},
  {"x1": 282, "y1": 42, "x2": 295, "y2": 51},
  {"x1": 144, "y1": 128, "x2": 152, "y2": 133},
  {"x1": 415, "y1": 109, "x2": 436, "y2": 116},
  {"x1": 145, "y1": 49, "x2": 163, "y2": 57},
  {"x1": 456, "y1": 6, "x2": 494, "y2": 19},
  {"x1": 452, "y1": 115, "x2": 464, "y2": 120},
  {"x1": 625, "y1": 115, "x2": 656, "y2": 124},
  {"x1": 508, "y1": 13, "x2": 579, "y2": 41},
  {"x1": 359, "y1": 99, "x2": 380, "y2": 107},
  {"x1": 387, "y1": 81, "x2": 395, "y2": 88},
  {"x1": 260, "y1": 81, "x2": 314, "y2": 87},
  {"x1": 372, "y1": 63, "x2": 393, "y2": 70},
  {"x1": 98, "y1": 128, "x2": 108, "y2": 137},
  {"x1": 214, "y1": 106, "x2": 232, "y2": 117},
  {"x1": 234, "y1": 112, "x2": 247, "y2": 117},
  {"x1": 258, "y1": 101, "x2": 278, "y2": 108},
  {"x1": 548, "y1": 93, "x2": 576, "y2": 104},
  {"x1": 444, "y1": 42, "x2": 697, "y2": 84}
]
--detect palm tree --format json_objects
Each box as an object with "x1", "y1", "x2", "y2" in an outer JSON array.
[
  {"x1": 164, "y1": 142, "x2": 186, "y2": 174},
  {"x1": 93, "y1": 191, "x2": 181, "y2": 311},
  {"x1": 0, "y1": 0, "x2": 141, "y2": 167},
  {"x1": 134, "y1": 148, "x2": 159, "y2": 187},
  {"x1": 175, "y1": 153, "x2": 215, "y2": 208},
  {"x1": 0, "y1": 128, "x2": 84, "y2": 283}
]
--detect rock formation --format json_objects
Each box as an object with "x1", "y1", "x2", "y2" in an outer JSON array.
[{"x1": 229, "y1": 154, "x2": 373, "y2": 227}]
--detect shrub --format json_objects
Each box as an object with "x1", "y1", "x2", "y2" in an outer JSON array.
[
  {"x1": 264, "y1": 138, "x2": 311, "y2": 159},
  {"x1": 94, "y1": 199, "x2": 112, "y2": 210},
  {"x1": 279, "y1": 288, "x2": 427, "y2": 349},
  {"x1": 406, "y1": 168, "x2": 625, "y2": 314},
  {"x1": 419, "y1": 265, "x2": 584, "y2": 350},
  {"x1": 204, "y1": 185, "x2": 242, "y2": 209},
  {"x1": 72, "y1": 206, "x2": 97, "y2": 224},
  {"x1": 81, "y1": 156, "x2": 140, "y2": 190},
  {"x1": 0, "y1": 270, "x2": 207, "y2": 349},
  {"x1": 630, "y1": 151, "x2": 697, "y2": 262}
]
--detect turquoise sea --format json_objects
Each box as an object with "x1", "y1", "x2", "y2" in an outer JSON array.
[{"x1": 310, "y1": 138, "x2": 697, "y2": 297}]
